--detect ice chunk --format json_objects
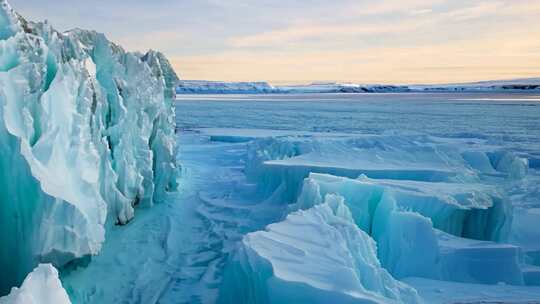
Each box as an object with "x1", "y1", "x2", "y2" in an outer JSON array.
[
  {"x1": 294, "y1": 173, "x2": 521, "y2": 284},
  {"x1": 244, "y1": 135, "x2": 496, "y2": 204},
  {"x1": 220, "y1": 195, "x2": 421, "y2": 304},
  {"x1": 295, "y1": 173, "x2": 511, "y2": 241},
  {"x1": 246, "y1": 136, "x2": 528, "y2": 207},
  {"x1": 489, "y1": 151, "x2": 529, "y2": 179},
  {"x1": 509, "y1": 208, "x2": 540, "y2": 259},
  {"x1": 0, "y1": 264, "x2": 71, "y2": 304}
]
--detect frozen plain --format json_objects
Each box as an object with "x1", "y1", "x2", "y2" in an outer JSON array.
[{"x1": 57, "y1": 93, "x2": 540, "y2": 303}]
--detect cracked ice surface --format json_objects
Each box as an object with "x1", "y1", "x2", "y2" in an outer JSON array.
[
  {"x1": 175, "y1": 93, "x2": 540, "y2": 304},
  {"x1": 52, "y1": 92, "x2": 540, "y2": 303}
]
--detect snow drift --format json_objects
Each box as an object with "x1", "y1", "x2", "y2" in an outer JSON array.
[{"x1": 0, "y1": 0, "x2": 179, "y2": 295}]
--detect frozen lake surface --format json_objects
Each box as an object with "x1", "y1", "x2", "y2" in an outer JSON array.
[{"x1": 62, "y1": 93, "x2": 540, "y2": 303}]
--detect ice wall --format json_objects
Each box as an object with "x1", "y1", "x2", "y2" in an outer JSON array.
[{"x1": 0, "y1": 0, "x2": 179, "y2": 295}]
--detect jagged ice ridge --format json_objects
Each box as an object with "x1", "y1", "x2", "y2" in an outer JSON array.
[{"x1": 0, "y1": 0, "x2": 179, "y2": 296}]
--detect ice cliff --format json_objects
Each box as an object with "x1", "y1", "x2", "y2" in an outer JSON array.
[{"x1": 0, "y1": 0, "x2": 179, "y2": 295}]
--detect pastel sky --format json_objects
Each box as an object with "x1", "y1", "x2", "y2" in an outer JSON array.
[{"x1": 10, "y1": 0, "x2": 540, "y2": 84}]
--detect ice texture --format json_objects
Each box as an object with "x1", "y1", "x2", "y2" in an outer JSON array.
[
  {"x1": 244, "y1": 134, "x2": 527, "y2": 204},
  {"x1": 291, "y1": 173, "x2": 520, "y2": 284},
  {"x1": 220, "y1": 194, "x2": 421, "y2": 304},
  {"x1": 195, "y1": 118, "x2": 537, "y2": 302},
  {"x1": 0, "y1": 0, "x2": 178, "y2": 294},
  {"x1": 142, "y1": 50, "x2": 179, "y2": 98},
  {"x1": 0, "y1": 264, "x2": 71, "y2": 304}
]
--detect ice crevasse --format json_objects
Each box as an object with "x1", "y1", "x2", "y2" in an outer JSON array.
[{"x1": 0, "y1": 0, "x2": 179, "y2": 296}]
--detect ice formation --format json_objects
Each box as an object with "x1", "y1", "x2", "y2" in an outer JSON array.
[
  {"x1": 208, "y1": 126, "x2": 537, "y2": 303},
  {"x1": 0, "y1": 264, "x2": 71, "y2": 304},
  {"x1": 221, "y1": 194, "x2": 421, "y2": 304},
  {"x1": 294, "y1": 174, "x2": 520, "y2": 284},
  {"x1": 0, "y1": 0, "x2": 178, "y2": 295}
]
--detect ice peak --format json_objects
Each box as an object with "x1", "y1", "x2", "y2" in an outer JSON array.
[{"x1": 0, "y1": 0, "x2": 21, "y2": 39}]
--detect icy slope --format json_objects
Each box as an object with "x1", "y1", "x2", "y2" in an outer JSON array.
[
  {"x1": 0, "y1": 264, "x2": 70, "y2": 304},
  {"x1": 0, "y1": 0, "x2": 178, "y2": 295}
]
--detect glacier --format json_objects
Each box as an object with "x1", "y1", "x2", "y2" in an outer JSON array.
[{"x1": 0, "y1": 0, "x2": 178, "y2": 297}]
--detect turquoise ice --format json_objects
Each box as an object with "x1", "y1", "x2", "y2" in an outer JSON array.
[{"x1": 0, "y1": 0, "x2": 178, "y2": 296}]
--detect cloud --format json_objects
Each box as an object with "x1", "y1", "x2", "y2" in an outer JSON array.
[
  {"x1": 228, "y1": 19, "x2": 427, "y2": 48},
  {"x1": 10, "y1": 0, "x2": 540, "y2": 83},
  {"x1": 173, "y1": 26, "x2": 540, "y2": 84},
  {"x1": 444, "y1": 1, "x2": 505, "y2": 21}
]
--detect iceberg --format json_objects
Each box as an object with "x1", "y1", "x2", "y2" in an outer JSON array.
[
  {"x1": 0, "y1": 264, "x2": 70, "y2": 304},
  {"x1": 0, "y1": 0, "x2": 178, "y2": 295},
  {"x1": 220, "y1": 194, "x2": 421, "y2": 304}
]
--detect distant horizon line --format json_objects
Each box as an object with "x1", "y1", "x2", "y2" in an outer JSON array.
[{"x1": 177, "y1": 77, "x2": 540, "y2": 87}]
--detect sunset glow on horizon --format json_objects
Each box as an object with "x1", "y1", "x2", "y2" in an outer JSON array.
[{"x1": 12, "y1": 0, "x2": 540, "y2": 84}]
